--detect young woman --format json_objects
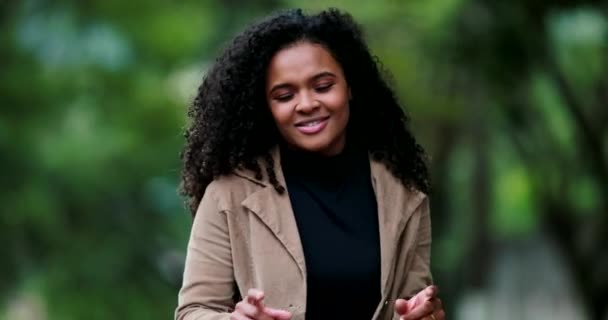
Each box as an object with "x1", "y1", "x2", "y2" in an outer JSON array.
[{"x1": 176, "y1": 8, "x2": 445, "y2": 320}]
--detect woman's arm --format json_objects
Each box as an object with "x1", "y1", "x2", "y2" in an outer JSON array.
[{"x1": 175, "y1": 186, "x2": 235, "y2": 320}]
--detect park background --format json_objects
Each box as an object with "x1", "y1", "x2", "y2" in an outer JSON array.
[{"x1": 1, "y1": 0, "x2": 607, "y2": 319}]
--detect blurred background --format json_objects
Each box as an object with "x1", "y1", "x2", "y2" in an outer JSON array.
[{"x1": 1, "y1": 0, "x2": 606, "y2": 319}]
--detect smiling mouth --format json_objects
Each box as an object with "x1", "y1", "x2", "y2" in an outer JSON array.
[
  {"x1": 295, "y1": 116, "x2": 330, "y2": 127},
  {"x1": 294, "y1": 116, "x2": 330, "y2": 135}
]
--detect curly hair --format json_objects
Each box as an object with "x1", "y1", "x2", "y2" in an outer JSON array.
[{"x1": 181, "y1": 8, "x2": 430, "y2": 215}]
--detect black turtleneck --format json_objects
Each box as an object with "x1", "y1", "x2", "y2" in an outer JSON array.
[{"x1": 280, "y1": 143, "x2": 381, "y2": 320}]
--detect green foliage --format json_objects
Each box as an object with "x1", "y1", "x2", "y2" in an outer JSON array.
[
  {"x1": 549, "y1": 7, "x2": 607, "y2": 106},
  {"x1": 1, "y1": 0, "x2": 606, "y2": 319},
  {"x1": 492, "y1": 155, "x2": 536, "y2": 237}
]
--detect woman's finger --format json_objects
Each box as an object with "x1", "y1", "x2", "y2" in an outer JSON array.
[
  {"x1": 395, "y1": 298, "x2": 409, "y2": 315},
  {"x1": 242, "y1": 288, "x2": 292, "y2": 320},
  {"x1": 230, "y1": 310, "x2": 254, "y2": 320},
  {"x1": 406, "y1": 285, "x2": 439, "y2": 310},
  {"x1": 247, "y1": 288, "x2": 265, "y2": 306},
  {"x1": 405, "y1": 300, "x2": 444, "y2": 320},
  {"x1": 423, "y1": 285, "x2": 439, "y2": 299},
  {"x1": 400, "y1": 299, "x2": 434, "y2": 320},
  {"x1": 235, "y1": 300, "x2": 261, "y2": 317},
  {"x1": 264, "y1": 307, "x2": 292, "y2": 320},
  {"x1": 401, "y1": 315, "x2": 434, "y2": 320}
]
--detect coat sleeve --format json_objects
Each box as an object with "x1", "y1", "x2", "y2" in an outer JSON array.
[
  {"x1": 402, "y1": 195, "x2": 433, "y2": 299},
  {"x1": 390, "y1": 195, "x2": 434, "y2": 320},
  {"x1": 175, "y1": 185, "x2": 235, "y2": 320}
]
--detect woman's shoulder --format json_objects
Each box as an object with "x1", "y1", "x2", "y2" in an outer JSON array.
[
  {"x1": 369, "y1": 157, "x2": 428, "y2": 211},
  {"x1": 204, "y1": 167, "x2": 267, "y2": 211}
]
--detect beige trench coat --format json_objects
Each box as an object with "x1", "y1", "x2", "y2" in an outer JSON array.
[{"x1": 175, "y1": 147, "x2": 433, "y2": 320}]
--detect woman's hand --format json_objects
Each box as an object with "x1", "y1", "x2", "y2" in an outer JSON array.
[
  {"x1": 230, "y1": 288, "x2": 292, "y2": 320},
  {"x1": 394, "y1": 285, "x2": 445, "y2": 320}
]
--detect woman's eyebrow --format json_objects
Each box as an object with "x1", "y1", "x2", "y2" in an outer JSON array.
[
  {"x1": 269, "y1": 71, "x2": 337, "y2": 94},
  {"x1": 269, "y1": 83, "x2": 292, "y2": 94},
  {"x1": 311, "y1": 71, "x2": 336, "y2": 81}
]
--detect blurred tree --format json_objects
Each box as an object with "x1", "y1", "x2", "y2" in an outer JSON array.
[
  {"x1": 0, "y1": 0, "x2": 294, "y2": 318},
  {"x1": 434, "y1": 0, "x2": 608, "y2": 318},
  {"x1": 1, "y1": 0, "x2": 606, "y2": 319}
]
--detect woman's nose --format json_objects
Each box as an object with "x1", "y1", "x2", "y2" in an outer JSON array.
[{"x1": 295, "y1": 91, "x2": 320, "y2": 113}]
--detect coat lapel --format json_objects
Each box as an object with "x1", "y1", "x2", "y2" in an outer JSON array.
[
  {"x1": 238, "y1": 147, "x2": 307, "y2": 278},
  {"x1": 369, "y1": 160, "x2": 425, "y2": 298}
]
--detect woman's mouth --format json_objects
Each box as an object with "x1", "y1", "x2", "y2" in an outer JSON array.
[{"x1": 295, "y1": 116, "x2": 330, "y2": 134}]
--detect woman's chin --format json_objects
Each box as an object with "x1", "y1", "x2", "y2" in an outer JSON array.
[{"x1": 291, "y1": 140, "x2": 344, "y2": 156}]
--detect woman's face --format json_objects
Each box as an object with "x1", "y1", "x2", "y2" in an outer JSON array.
[{"x1": 266, "y1": 41, "x2": 350, "y2": 156}]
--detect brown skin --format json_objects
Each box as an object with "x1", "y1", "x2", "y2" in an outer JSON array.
[{"x1": 266, "y1": 41, "x2": 351, "y2": 156}]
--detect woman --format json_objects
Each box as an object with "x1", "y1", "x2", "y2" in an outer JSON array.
[{"x1": 176, "y1": 8, "x2": 445, "y2": 320}]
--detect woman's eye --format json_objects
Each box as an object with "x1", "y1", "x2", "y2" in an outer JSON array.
[
  {"x1": 315, "y1": 83, "x2": 333, "y2": 93},
  {"x1": 274, "y1": 94, "x2": 293, "y2": 102}
]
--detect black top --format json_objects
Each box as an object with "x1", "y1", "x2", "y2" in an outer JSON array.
[{"x1": 280, "y1": 143, "x2": 381, "y2": 320}]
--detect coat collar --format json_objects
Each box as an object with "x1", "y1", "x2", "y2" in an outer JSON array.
[
  {"x1": 234, "y1": 146, "x2": 425, "y2": 296},
  {"x1": 236, "y1": 146, "x2": 307, "y2": 277}
]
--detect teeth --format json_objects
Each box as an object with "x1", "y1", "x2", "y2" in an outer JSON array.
[{"x1": 304, "y1": 120, "x2": 321, "y2": 127}]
